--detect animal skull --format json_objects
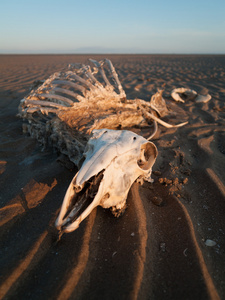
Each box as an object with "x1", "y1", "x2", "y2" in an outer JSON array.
[{"x1": 55, "y1": 129, "x2": 158, "y2": 233}]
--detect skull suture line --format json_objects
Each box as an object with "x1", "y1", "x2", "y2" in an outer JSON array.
[{"x1": 55, "y1": 129, "x2": 157, "y2": 233}]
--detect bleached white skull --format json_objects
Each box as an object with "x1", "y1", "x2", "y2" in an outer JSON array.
[{"x1": 55, "y1": 129, "x2": 158, "y2": 233}]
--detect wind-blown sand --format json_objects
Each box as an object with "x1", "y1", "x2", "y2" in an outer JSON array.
[{"x1": 0, "y1": 54, "x2": 225, "y2": 300}]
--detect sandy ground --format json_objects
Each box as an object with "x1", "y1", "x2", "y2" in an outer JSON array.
[{"x1": 0, "y1": 54, "x2": 225, "y2": 300}]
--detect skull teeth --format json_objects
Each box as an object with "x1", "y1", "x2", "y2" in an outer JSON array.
[{"x1": 60, "y1": 170, "x2": 104, "y2": 230}]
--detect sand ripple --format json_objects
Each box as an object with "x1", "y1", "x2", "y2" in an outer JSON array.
[{"x1": 0, "y1": 54, "x2": 225, "y2": 300}]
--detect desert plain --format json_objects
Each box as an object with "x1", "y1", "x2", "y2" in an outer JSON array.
[{"x1": 0, "y1": 54, "x2": 225, "y2": 300}]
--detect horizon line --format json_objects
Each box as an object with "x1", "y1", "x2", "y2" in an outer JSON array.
[{"x1": 0, "y1": 52, "x2": 225, "y2": 55}]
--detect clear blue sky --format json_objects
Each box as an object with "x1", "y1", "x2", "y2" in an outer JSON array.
[{"x1": 0, "y1": 0, "x2": 224, "y2": 54}]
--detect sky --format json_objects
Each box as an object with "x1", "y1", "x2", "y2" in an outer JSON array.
[{"x1": 0, "y1": 0, "x2": 225, "y2": 54}]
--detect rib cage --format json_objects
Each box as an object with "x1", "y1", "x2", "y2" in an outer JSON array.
[{"x1": 18, "y1": 59, "x2": 186, "y2": 166}]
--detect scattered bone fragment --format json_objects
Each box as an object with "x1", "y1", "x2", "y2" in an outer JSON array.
[
  {"x1": 171, "y1": 87, "x2": 211, "y2": 103},
  {"x1": 195, "y1": 94, "x2": 212, "y2": 103},
  {"x1": 171, "y1": 88, "x2": 197, "y2": 103},
  {"x1": 149, "y1": 89, "x2": 168, "y2": 117}
]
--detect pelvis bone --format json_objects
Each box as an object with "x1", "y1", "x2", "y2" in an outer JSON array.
[{"x1": 55, "y1": 129, "x2": 157, "y2": 233}]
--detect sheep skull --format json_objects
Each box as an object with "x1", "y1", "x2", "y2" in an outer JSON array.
[{"x1": 55, "y1": 129, "x2": 157, "y2": 233}]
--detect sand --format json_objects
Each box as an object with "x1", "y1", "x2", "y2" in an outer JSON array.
[{"x1": 0, "y1": 54, "x2": 225, "y2": 300}]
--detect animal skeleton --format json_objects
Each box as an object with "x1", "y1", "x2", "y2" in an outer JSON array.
[{"x1": 18, "y1": 59, "x2": 187, "y2": 233}]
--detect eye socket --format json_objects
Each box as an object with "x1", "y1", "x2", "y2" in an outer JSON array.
[{"x1": 137, "y1": 142, "x2": 158, "y2": 170}]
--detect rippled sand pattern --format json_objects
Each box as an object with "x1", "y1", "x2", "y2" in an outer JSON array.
[{"x1": 0, "y1": 55, "x2": 225, "y2": 300}]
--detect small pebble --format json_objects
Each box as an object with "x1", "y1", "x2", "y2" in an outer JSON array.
[
  {"x1": 159, "y1": 242, "x2": 166, "y2": 252},
  {"x1": 172, "y1": 178, "x2": 179, "y2": 185},
  {"x1": 182, "y1": 178, "x2": 188, "y2": 184},
  {"x1": 153, "y1": 170, "x2": 162, "y2": 176},
  {"x1": 112, "y1": 251, "x2": 117, "y2": 257},
  {"x1": 183, "y1": 248, "x2": 188, "y2": 256},
  {"x1": 158, "y1": 178, "x2": 164, "y2": 184},
  {"x1": 165, "y1": 178, "x2": 172, "y2": 185},
  {"x1": 205, "y1": 239, "x2": 217, "y2": 247},
  {"x1": 151, "y1": 196, "x2": 164, "y2": 206}
]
